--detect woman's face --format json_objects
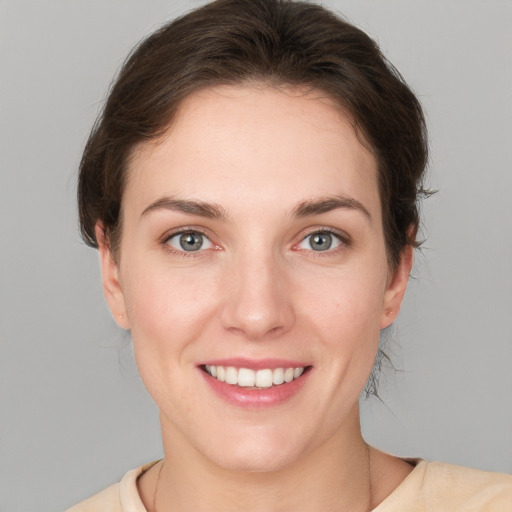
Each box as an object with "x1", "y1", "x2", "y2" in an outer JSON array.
[{"x1": 98, "y1": 85, "x2": 411, "y2": 471}]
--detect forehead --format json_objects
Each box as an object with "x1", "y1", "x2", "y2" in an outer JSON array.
[{"x1": 125, "y1": 85, "x2": 380, "y2": 220}]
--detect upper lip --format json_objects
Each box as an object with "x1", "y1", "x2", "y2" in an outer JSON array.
[{"x1": 198, "y1": 358, "x2": 311, "y2": 371}]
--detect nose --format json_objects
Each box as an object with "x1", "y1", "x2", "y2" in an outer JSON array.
[{"x1": 220, "y1": 251, "x2": 295, "y2": 340}]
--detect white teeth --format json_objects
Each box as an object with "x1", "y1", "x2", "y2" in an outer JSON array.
[
  {"x1": 238, "y1": 368, "x2": 255, "y2": 387},
  {"x1": 204, "y1": 365, "x2": 306, "y2": 388},
  {"x1": 225, "y1": 367, "x2": 238, "y2": 385},
  {"x1": 255, "y1": 369, "x2": 273, "y2": 388},
  {"x1": 272, "y1": 367, "x2": 285, "y2": 385}
]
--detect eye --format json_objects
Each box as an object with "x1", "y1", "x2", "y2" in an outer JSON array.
[
  {"x1": 297, "y1": 230, "x2": 343, "y2": 252},
  {"x1": 166, "y1": 230, "x2": 213, "y2": 252}
]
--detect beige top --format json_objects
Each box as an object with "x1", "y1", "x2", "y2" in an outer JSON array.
[{"x1": 68, "y1": 460, "x2": 512, "y2": 511}]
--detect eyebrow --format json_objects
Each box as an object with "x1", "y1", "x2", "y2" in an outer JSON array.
[
  {"x1": 291, "y1": 195, "x2": 372, "y2": 222},
  {"x1": 141, "y1": 197, "x2": 228, "y2": 221},
  {"x1": 141, "y1": 194, "x2": 371, "y2": 223}
]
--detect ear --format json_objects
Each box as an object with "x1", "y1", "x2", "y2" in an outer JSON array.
[
  {"x1": 95, "y1": 222, "x2": 130, "y2": 329},
  {"x1": 380, "y1": 244, "x2": 414, "y2": 329}
]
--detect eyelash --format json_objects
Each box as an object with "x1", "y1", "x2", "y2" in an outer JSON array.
[
  {"x1": 160, "y1": 227, "x2": 351, "y2": 257},
  {"x1": 162, "y1": 228, "x2": 216, "y2": 258},
  {"x1": 295, "y1": 228, "x2": 351, "y2": 255}
]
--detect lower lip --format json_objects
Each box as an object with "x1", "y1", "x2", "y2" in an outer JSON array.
[{"x1": 200, "y1": 369, "x2": 310, "y2": 409}]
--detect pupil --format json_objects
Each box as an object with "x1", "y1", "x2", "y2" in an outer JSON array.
[
  {"x1": 311, "y1": 233, "x2": 332, "y2": 251},
  {"x1": 180, "y1": 232, "x2": 203, "y2": 251}
]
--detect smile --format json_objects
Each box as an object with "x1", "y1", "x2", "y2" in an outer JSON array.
[{"x1": 203, "y1": 365, "x2": 306, "y2": 388}]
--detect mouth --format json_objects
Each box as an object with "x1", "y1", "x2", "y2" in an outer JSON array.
[{"x1": 202, "y1": 364, "x2": 310, "y2": 389}]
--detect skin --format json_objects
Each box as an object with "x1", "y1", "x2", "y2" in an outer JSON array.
[{"x1": 97, "y1": 85, "x2": 414, "y2": 511}]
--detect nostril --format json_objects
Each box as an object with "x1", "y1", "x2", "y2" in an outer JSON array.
[{"x1": 219, "y1": 270, "x2": 296, "y2": 340}]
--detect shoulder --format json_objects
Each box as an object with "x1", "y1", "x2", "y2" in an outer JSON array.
[
  {"x1": 422, "y1": 462, "x2": 512, "y2": 509},
  {"x1": 66, "y1": 482, "x2": 122, "y2": 512},
  {"x1": 375, "y1": 460, "x2": 512, "y2": 511},
  {"x1": 66, "y1": 463, "x2": 157, "y2": 512}
]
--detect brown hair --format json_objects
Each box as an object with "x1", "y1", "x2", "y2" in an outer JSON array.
[{"x1": 78, "y1": 0, "x2": 428, "y2": 268}]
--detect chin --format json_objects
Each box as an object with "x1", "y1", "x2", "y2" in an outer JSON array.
[
  {"x1": 198, "y1": 424, "x2": 310, "y2": 473},
  {"x1": 213, "y1": 446, "x2": 300, "y2": 474}
]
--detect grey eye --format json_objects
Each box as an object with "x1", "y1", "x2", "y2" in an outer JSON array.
[
  {"x1": 309, "y1": 232, "x2": 333, "y2": 251},
  {"x1": 167, "y1": 231, "x2": 212, "y2": 252},
  {"x1": 298, "y1": 231, "x2": 342, "y2": 252}
]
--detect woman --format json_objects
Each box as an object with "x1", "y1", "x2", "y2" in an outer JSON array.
[{"x1": 69, "y1": 0, "x2": 512, "y2": 510}]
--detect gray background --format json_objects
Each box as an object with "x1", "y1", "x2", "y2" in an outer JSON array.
[{"x1": 1, "y1": 1, "x2": 511, "y2": 510}]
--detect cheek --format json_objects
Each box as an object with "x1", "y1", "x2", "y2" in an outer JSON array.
[
  {"x1": 121, "y1": 258, "x2": 221, "y2": 359},
  {"x1": 301, "y1": 264, "x2": 387, "y2": 342},
  {"x1": 291, "y1": 265, "x2": 388, "y2": 424},
  {"x1": 121, "y1": 260, "x2": 224, "y2": 411},
  {"x1": 298, "y1": 263, "x2": 387, "y2": 397}
]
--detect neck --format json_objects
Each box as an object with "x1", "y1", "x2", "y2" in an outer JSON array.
[{"x1": 146, "y1": 406, "x2": 373, "y2": 512}]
